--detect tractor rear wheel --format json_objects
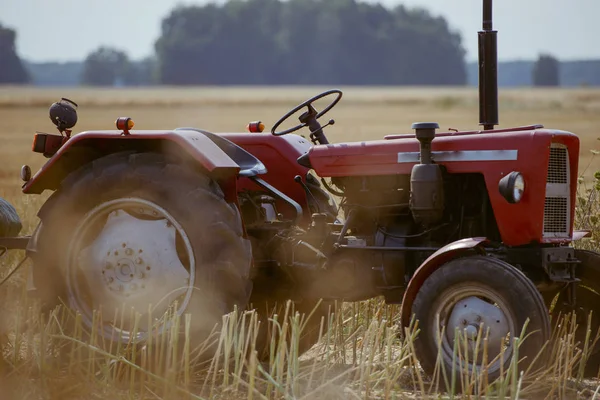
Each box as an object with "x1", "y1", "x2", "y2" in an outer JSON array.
[
  {"x1": 32, "y1": 152, "x2": 252, "y2": 350},
  {"x1": 411, "y1": 256, "x2": 551, "y2": 388}
]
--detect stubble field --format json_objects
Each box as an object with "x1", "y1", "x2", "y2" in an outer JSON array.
[{"x1": 1, "y1": 86, "x2": 600, "y2": 399}]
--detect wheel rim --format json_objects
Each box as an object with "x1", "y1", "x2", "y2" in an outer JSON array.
[
  {"x1": 66, "y1": 197, "x2": 195, "y2": 343},
  {"x1": 433, "y1": 285, "x2": 516, "y2": 375}
]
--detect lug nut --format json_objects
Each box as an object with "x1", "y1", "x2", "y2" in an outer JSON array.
[
  {"x1": 125, "y1": 248, "x2": 133, "y2": 256},
  {"x1": 105, "y1": 262, "x2": 113, "y2": 269},
  {"x1": 146, "y1": 266, "x2": 151, "y2": 271},
  {"x1": 136, "y1": 258, "x2": 143, "y2": 265}
]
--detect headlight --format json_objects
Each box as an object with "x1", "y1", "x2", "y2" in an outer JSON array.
[{"x1": 499, "y1": 172, "x2": 525, "y2": 204}]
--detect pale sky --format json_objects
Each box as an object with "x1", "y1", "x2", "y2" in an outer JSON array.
[{"x1": 0, "y1": 0, "x2": 597, "y2": 63}]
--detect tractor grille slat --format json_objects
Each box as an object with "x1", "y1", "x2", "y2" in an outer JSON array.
[
  {"x1": 547, "y1": 147, "x2": 568, "y2": 184},
  {"x1": 543, "y1": 144, "x2": 570, "y2": 238},
  {"x1": 543, "y1": 197, "x2": 568, "y2": 233}
]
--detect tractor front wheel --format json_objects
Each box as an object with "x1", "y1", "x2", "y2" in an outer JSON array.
[
  {"x1": 32, "y1": 152, "x2": 252, "y2": 349},
  {"x1": 411, "y1": 256, "x2": 551, "y2": 387}
]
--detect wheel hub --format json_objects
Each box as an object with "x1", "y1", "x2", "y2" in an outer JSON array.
[
  {"x1": 446, "y1": 296, "x2": 510, "y2": 353},
  {"x1": 74, "y1": 206, "x2": 191, "y2": 334}
]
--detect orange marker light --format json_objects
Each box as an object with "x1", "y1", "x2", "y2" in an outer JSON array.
[
  {"x1": 246, "y1": 121, "x2": 265, "y2": 133},
  {"x1": 116, "y1": 117, "x2": 134, "y2": 134}
]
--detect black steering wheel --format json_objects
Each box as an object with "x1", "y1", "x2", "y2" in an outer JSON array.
[{"x1": 271, "y1": 89, "x2": 342, "y2": 145}]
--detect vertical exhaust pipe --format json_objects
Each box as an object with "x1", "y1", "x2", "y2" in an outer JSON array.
[{"x1": 478, "y1": 0, "x2": 498, "y2": 130}]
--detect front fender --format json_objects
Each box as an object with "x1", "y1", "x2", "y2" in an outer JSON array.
[
  {"x1": 23, "y1": 129, "x2": 242, "y2": 195},
  {"x1": 400, "y1": 237, "x2": 489, "y2": 329}
]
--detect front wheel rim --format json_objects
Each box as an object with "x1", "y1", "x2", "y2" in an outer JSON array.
[
  {"x1": 433, "y1": 284, "x2": 516, "y2": 375},
  {"x1": 66, "y1": 197, "x2": 196, "y2": 344}
]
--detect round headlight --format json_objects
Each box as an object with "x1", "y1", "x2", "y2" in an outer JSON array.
[{"x1": 499, "y1": 172, "x2": 525, "y2": 204}]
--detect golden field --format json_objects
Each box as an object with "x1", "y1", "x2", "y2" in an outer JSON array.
[{"x1": 0, "y1": 86, "x2": 600, "y2": 399}]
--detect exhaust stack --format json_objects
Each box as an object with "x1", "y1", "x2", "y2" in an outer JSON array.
[{"x1": 478, "y1": 0, "x2": 498, "y2": 130}]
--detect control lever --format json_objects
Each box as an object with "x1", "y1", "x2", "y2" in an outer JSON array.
[
  {"x1": 309, "y1": 119, "x2": 335, "y2": 144},
  {"x1": 294, "y1": 175, "x2": 321, "y2": 213}
]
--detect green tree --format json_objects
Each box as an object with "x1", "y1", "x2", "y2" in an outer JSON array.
[
  {"x1": 532, "y1": 54, "x2": 560, "y2": 87},
  {"x1": 81, "y1": 47, "x2": 130, "y2": 86},
  {"x1": 0, "y1": 23, "x2": 29, "y2": 84},
  {"x1": 154, "y1": 0, "x2": 466, "y2": 85}
]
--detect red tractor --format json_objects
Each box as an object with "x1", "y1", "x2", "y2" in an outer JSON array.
[{"x1": 1, "y1": 0, "x2": 598, "y2": 380}]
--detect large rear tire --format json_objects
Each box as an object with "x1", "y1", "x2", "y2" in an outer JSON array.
[
  {"x1": 411, "y1": 256, "x2": 551, "y2": 389},
  {"x1": 32, "y1": 152, "x2": 252, "y2": 349}
]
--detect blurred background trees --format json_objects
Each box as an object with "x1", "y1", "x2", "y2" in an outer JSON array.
[
  {"x1": 3, "y1": 0, "x2": 600, "y2": 87},
  {"x1": 532, "y1": 53, "x2": 560, "y2": 87},
  {"x1": 154, "y1": 0, "x2": 467, "y2": 85},
  {"x1": 0, "y1": 23, "x2": 29, "y2": 84}
]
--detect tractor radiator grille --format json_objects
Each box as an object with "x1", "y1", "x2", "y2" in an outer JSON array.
[
  {"x1": 543, "y1": 143, "x2": 570, "y2": 238},
  {"x1": 543, "y1": 197, "x2": 568, "y2": 233},
  {"x1": 547, "y1": 147, "x2": 568, "y2": 184}
]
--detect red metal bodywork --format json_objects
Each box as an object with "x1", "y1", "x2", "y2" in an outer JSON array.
[
  {"x1": 306, "y1": 126, "x2": 580, "y2": 246},
  {"x1": 22, "y1": 129, "x2": 314, "y2": 220},
  {"x1": 23, "y1": 130, "x2": 241, "y2": 195},
  {"x1": 399, "y1": 237, "x2": 489, "y2": 328},
  {"x1": 23, "y1": 125, "x2": 580, "y2": 245},
  {"x1": 220, "y1": 133, "x2": 312, "y2": 220}
]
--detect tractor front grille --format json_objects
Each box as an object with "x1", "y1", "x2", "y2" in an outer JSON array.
[
  {"x1": 548, "y1": 147, "x2": 568, "y2": 184},
  {"x1": 543, "y1": 144, "x2": 570, "y2": 238},
  {"x1": 543, "y1": 197, "x2": 568, "y2": 233}
]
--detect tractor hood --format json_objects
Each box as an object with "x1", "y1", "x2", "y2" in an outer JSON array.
[{"x1": 306, "y1": 125, "x2": 581, "y2": 247}]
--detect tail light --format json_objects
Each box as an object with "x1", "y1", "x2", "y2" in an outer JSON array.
[{"x1": 32, "y1": 133, "x2": 66, "y2": 158}]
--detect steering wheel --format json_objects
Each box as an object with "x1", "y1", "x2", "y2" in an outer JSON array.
[{"x1": 271, "y1": 89, "x2": 342, "y2": 144}]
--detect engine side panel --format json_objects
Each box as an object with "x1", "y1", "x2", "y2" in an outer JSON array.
[{"x1": 307, "y1": 128, "x2": 580, "y2": 246}]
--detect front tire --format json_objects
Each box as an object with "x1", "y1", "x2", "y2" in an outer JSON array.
[
  {"x1": 411, "y1": 256, "x2": 551, "y2": 388},
  {"x1": 32, "y1": 152, "x2": 252, "y2": 347}
]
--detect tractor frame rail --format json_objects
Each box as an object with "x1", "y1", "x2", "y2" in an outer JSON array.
[{"x1": 0, "y1": 237, "x2": 31, "y2": 251}]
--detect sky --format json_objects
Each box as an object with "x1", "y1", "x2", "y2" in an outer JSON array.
[{"x1": 0, "y1": 0, "x2": 597, "y2": 63}]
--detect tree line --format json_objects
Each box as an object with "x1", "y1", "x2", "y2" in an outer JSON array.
[
  {"x1": 0, "y1": 0, "x2": 574, "y2": 87},
  {"x1": 153, "y1": 0, "x2": 467, "y2": 85}
]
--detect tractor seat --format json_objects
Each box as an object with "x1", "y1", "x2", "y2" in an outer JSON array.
[{"x1": 176, "y1": 128, "x2": 267, "y2": 177}]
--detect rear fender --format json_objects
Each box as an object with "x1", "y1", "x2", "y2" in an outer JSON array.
[
  {"x1": 22, "y1": 129, "x2": 242, "y2": 201},
  {"x1": 400, "y1": 237, "x2": 489, "y2": 329}
]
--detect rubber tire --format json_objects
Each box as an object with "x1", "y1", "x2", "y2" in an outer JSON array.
[
  {"x1": 31, "y1": 151, "x2": 252, "y2": 348},
  {"x1": 411, "y1": 256, "x2": 551, "y2": 389},
  {"x1": 546, "y1": 249, "x2": 600, "y2": 378}
]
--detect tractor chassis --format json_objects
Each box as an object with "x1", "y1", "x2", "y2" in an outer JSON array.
[{"x1": 0, "y1": 236, "x2": 30, "y2": 251}]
